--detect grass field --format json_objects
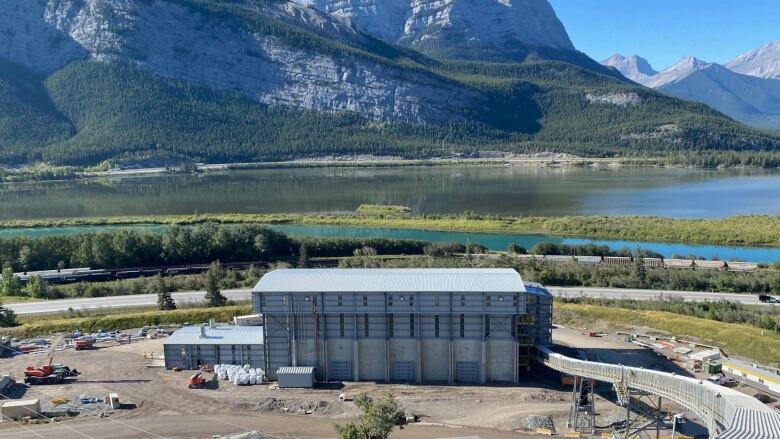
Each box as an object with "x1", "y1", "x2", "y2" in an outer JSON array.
[
  {"x1": 5, "y1": 305, "x2": 253, "y2": 338},
  {"x1": 554, "y1": 302, "x2": 780, "y2": 365},
  {"x1": 1, "y1": 213, "x2": 779, "y2": 246}
]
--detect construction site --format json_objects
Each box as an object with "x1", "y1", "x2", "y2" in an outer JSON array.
[{"x1": 0, "y1": 268, "x2": 778, "y2": 439}]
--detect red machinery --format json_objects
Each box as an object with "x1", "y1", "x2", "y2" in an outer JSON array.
[
  {"x1": 75, "y1": 339, "x2": 95, "y2": 351},
  {"x1": 188, "y1": 367, "x2": 208, "y2": 389},
  {"x1": 24, "y1": 334, "x2": 80, "y2": 385}
]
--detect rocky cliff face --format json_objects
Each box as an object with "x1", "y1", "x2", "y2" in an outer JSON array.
[
  {"x1": 602, "y1": 54, "x2": 658, "y2": 85},
  {"x1": 726, "y1": 40, "x2": 780, "y2": 80},
  {"x1": 0, "y1": 0, "x2": 483, "y2": 124},
  {"x1": 294, "y1": 0, "x2": 574, "y2": 60}
]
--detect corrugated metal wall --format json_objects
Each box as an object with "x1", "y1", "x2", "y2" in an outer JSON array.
[
  {"x1": 163, "y1": 344, "x2": 265, "y2": 370},
  {"x1": 255, "y1": 289, "x2": 552, "y2": 383}
]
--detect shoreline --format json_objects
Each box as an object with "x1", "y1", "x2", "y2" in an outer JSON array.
[
  {"x1": 1, "y1": 213, "x2": 779, "y2": 248},
  {"x1": 1, "y1": 154, "x2": 767, "y2": 183}
]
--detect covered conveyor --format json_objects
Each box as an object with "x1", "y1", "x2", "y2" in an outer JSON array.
[{"x1": 535, "y1": 345, "x2": 780, "y2": 438}]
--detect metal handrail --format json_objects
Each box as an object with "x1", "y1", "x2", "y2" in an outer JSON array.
[{"x1": 535, "y1": 345, "x2": 780, "y2": 438}]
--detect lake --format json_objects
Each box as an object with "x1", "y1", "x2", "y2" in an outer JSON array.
[{"x1": 2, "y1": 166, "x2": 780, "y2": 220}]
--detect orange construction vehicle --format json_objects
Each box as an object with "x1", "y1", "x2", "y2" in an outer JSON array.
[
  {"x1": 188, "y1": 367, "x2": 207, "y2": 389},
  {"x1": 24, "y1": 334, "x2": 80, "y2": 385}
]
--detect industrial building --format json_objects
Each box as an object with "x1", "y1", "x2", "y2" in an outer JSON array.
[
  {"x1": 723, "y1": 358, "x2": 780, "y2": 395},
  {"x1": 163, "y1": 325, "x2": 264, "y2": 370},
  {"x1": 252, "y1": 268, "x2": 552, "y2": 384}
]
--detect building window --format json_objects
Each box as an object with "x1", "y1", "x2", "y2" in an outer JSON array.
[
  {"x1": 388, "y1": 295, "x2": 393, "y2": 307},
  {"x1": 460, "y1": 295, "x2": 465, "y2": 307},
  {"x1": 410, "y1": 314, "x2": 415, "y2": 337},
  {"x1": 363, "y1": 295, "x2": 368, "y2": 306},
  {"x1": 513, "y1": 295, "x2": 518, "y2": 308},
  {"x1": 434, "y1": 315, "x2": 440, "y2": 338},
  {"x1": 389, "y1": 314, "x2": 394, "y2": 337},
  {"x1": 364, "y1": 314, "x2": 369, "y2": 337},
  {"x1": 409, "y1": 295, "x2": 414, "y2": 307},
  {"x1": 486, "y1": 296, "x2": 492, "y2": 307},
  {"x1": 435, "y1": 295, "x2": 440, "y2": 307},
  {"x1": 459, "y1": 314, "x2": 465, "y2": 338},
  {"x1": 758, "y1": 378, "x2": 765, "y2": 384},
  {"x1": 485, "y1": 315, "x2": 491, "y2": 336},
  {"x1": 337, "y1": 295, "x2": 343, "y2": 307},
  {"x1": 339, "y1": 313, "x2": 345, "y2": 337}
]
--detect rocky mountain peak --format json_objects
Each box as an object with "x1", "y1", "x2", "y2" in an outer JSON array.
[
  {"x1": 602, "y1": 54, "x2": 657, "y2": 83},
  {"x1": 293, "y1": 0, "x2": 575, "y2": 61},
  {"x1": 725, "y1": 40, "x2": 780, "y2": 79}
]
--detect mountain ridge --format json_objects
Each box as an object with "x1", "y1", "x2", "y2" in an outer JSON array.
[
  {"x1": 603, "y1": 48, "x2": 780, "y2": 130},
  {"x1": 0, "y1": 0, "x2": 778, "y2": 165},
  {"x1": 292, "y1": 0, "x2": 576, "y2": 62},
  {"x1": 726, "y1": 40, "x2": 780, "y2": 80}
]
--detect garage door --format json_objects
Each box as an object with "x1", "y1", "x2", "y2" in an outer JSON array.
[
  {"x1": 330, "y1": 361, "x2": 353, "y2": 381},
  {"x1": 392, "y1": 361, "x2": 415, "y2": 382},
  {"x1": 456, "y1": 361, "x2": 480, "y2": 384}
]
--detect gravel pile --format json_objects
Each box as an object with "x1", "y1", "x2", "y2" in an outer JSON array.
[
  {"x1": 524, "y1": 415, "x2": 555, "y2": 431},
  {"x1": 253, "y1": 397, "x2": 330, "y2": 415}
]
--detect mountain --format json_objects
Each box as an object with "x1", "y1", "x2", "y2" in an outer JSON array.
[
  {"x1": 0, "y1": 0, "x2": 778, "y2": 165},
  {"x1": 658, "y1": 63, "x2": 780, "y2": 130},
  {"x1": 603, "y1": 54, "x2": 780, "y2": 130},
  {"x1": 293, "y1": 0, "x2": 575, "y2": 62},
  {"x1": 726, "y1": 41, "x2": 780, "y2": 80},
  {"x1": 602, "y1": 54, "x2": 657, "y2": 84}
]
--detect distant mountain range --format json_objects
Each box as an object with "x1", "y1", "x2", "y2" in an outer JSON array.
[
  {"x1": 603, "y1": 41, "x2": 780, "y2": 130},
  {"x1": 0, "y1": 0, "x2": 778, "y2": 166}
]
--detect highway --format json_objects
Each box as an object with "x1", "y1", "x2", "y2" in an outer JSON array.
[{"x1": 6, "y1": 287, "x2": 772, "y2": 315}]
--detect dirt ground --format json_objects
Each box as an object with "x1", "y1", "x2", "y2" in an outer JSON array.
[{"x1": 0, "y1": 326, "x2": 730, "y2": 439}]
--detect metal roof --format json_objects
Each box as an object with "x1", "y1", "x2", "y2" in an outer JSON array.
[
  {"x1": 253, "y1": 268, "x2": 526, "y2": 293},
  {"x1": 164, "y1": 325, "x2": 264, "y2": 346},
  {"x1": 523, "y1": 282, "x2": 553, "y2": 298},
  {"x1": 277, "y1": 367, "x2": 315, "y2": 375}
]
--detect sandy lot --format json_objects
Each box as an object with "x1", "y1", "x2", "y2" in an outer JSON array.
[
  {"x1": 0, "y1": 337, "x2": 573, "y2": 439},
  {"x1": 0, "y1": 327, "x2": 722, "y2": 439}
]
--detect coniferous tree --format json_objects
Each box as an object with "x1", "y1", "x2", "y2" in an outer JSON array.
[
  {"x1": 0, "y1": 300, "x2": 18, "y2": 327},
  {"x1": 204, "y1": 261, "x2": 227, "y2": 307},
  {"x1": 154, "y1": 275, "x2": 176, "y2": 311}
]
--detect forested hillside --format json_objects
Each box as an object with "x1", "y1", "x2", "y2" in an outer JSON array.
[{"x1": 0, "y1": 0, "x2": 778, "y2": 165}]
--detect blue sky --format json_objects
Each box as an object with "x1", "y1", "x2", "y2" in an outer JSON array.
[{"x1": 549, "y1": 0, "x2": 780, "y2": 70}]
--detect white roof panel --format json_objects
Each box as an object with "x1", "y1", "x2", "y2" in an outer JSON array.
[
  {"x1": 253, "y1": 269, "x2": 526, "y2": 293},
  {"x1": 277, "y1": 367, "x2": 315, "y2": 375},
  {"x1": 164, "y1": 325, "x2": 264, "y2": 346}
]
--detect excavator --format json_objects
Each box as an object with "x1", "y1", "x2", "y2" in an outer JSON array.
[{"x1": 24, "y1": 334, "x2": 80, "y2": 385}]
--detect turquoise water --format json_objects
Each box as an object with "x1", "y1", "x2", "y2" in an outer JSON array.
[
  {"x1": 269, "y1": 224, "x2": 780, "y2": 263},
  {"x1": 1, "y1": 223, "x2": 778, "y2": 262}
]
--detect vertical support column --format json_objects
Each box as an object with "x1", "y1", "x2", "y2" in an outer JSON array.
[
  {"x1": 416, "y1": 292, "x2": 422, "y2": 383},
  {"x1": 448, "y1": 291, "x2": 454, "y2": 384},
  {"x1": 384, "y1": 292, "x2": 390, "y2": 383},
  {"x1": 320, "y1": 292, "x2": 328, "y2": 382},
  {"x1": 353, "y1": 292, "x2": 359, "y2": 381},
  {"x1": 513, "y1": 341, "x2": 519, "y2": 384},
  {"x1": 656, "y1": 396, "x2": 662, "y2": 439},
  {"x1": 353, "y1": 340, "x2": 360, "y2": 382},
  {"x1": 481, "y1": 292, "x2": 487, "y2": 384}
]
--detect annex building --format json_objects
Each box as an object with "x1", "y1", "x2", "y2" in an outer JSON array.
[{"x1": 252, "y1": 268, "x2": 552, "y2": 384}]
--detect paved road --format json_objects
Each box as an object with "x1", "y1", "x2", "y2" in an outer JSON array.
[
  {"x1": 7, "y1": 287, "x2": 771, "y2": 315},
  {"x1": 546, "y1": 286, "x2": 771, "y2": 305}
]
